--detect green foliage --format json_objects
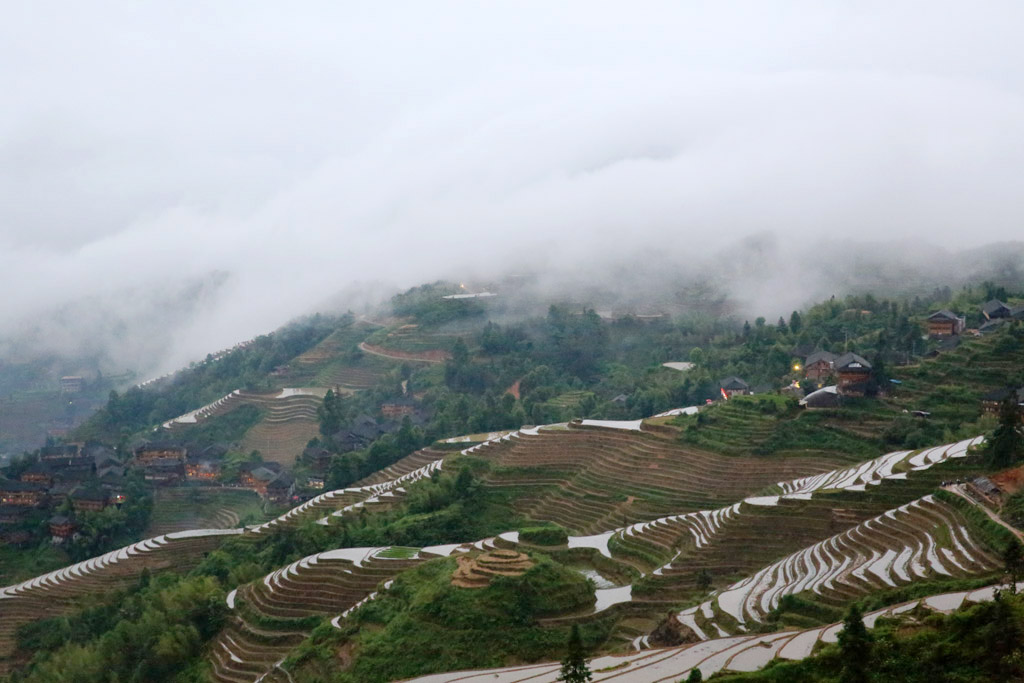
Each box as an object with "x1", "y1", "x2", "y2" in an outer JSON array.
[
  {"x1": 716, "y1": 590, "x2": 1024, "y2": 683},
  {"x1": 837, "y1": 604, "x2": 872, "y2": 683},
  {"x1": 13, "y1": 574, "x2": 226, "y2": 683},
  {"x1": 558, "y1": 624, "x2": 593, "y2": 682},
  {"x1": 310, "y1": 555, "x2": 601, "y2": 682},
  {"x1": 986, "y1": 389, "x2": 1024, "y2": 468},
  {"x1": 520, "y1": 525, "x2": 570, "y2": 546},
  {"x1": 75, "y1": 315, "x2": 339, "y2": 441},
  {"x1": 1003, "y1": 489, "x2": 1024, "y2": 530},
  {"x1": 172, "y1": 403, "x2": 264, "y2": 444}
]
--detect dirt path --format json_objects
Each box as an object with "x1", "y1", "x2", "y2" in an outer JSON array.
[
  {"x1": 358, "y1": 341, "x2": 449, "y2": 364},
  {"x1": 945, "y1": 484, "x2": 1024, "y2": 541}
]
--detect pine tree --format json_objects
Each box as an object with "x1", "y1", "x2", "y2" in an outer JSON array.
[
  {"x1": 684, "y1": 668, "x2": 703, "y2": 682},
  {"x1": 988, "y1": 390, "x2": 1024, "y2": 468},
  {"x1": 789, "y1": 310, "x2": 803, "y2": 335},
  {"x1": 838, "y1": 603, "x2": 873, "y2": 683},
  {"x1": 1005, "y1": 539, "x2": 1024, "y2": 592},
  {"x1": 558, "y1": 624, "x2": 592, "y2": 682}
]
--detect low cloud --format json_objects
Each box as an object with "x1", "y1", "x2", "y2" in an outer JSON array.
[{"x1": 3, "y1": 2, "x2": 1024, "y2": 374}]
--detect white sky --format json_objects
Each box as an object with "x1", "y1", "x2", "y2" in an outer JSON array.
[{"x1": 2, "y1": 2, "x2": 1024, "y2": 370}]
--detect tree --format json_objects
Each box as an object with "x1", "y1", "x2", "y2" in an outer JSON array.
[
  {"x1": 684, "y1": 669, "x2": 703, "y2": 682},
  {"x1": 558, "y1": 624, "x2": 592, "y2": 682},
  {"x1": 987, "y1": 390, "x2": 1024, "y2": 468},
  {"x1": 1005, "y1": 539, "x2": 1024, "y2": 592},
  {"x1": 789, "y1": 310, "x2": 803, "y2": 335},
  {"x1": 695, "y1": 569, "x2": 712, "y2": 593},
  {"x1": 837, "y1": 603, "x2": 873, "y2": 683}
]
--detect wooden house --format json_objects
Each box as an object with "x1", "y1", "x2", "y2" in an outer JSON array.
[
  {"x1": 834, "y1": 353, "x2": 873, "y2": 397},
  {"x1": 981, "y1": 387, "x2": 1024, "y2": 418},
  {"x1": 19, "y1": 462, "x2": 54, "y2": 487},
  {"x1": 142, "y1": 459, "x2": 186, "y2": 486},
  {"x1": 926, "y1": 310, "x2": 966, "y2": 337},
  {"x1": 0, "y1": 480, "x2": 47, "y2": 506},
  {"x1": 266, "y1": 472, "x2": 296, "y2": 505},
  {"x1": 186, "y1": 459, "x2": 222, "y2": 481},
  {"x1": 718, "y1": 377, "x2": 750, "y2": 398},
  {"x1": 71, "y1": 488, "x2": 111, "y2": 513},
  {"x1": 49, "y1": 515, "x2": 78, "y2": 542},
  {"x1": 803, "y1": 351, "x2": 837, "y2": 382},
  {"x1": 982, "y1": 300, "x2": 1012, "y2": 320},
  {"x1": 380, "y1": 398, "x2": 418, "y2": 418},
  {"x1": 241, "y1": 466, "x2": 278, "y2": 495},
  {"x1": 39, "y1": 444, "x2": 82, "y2": 461},
  {"x1": 59, "y1": 376, "x2": 84, "y2": 394},
  {"x1": 134, "y1": 442, "x2": 187, "y2": 464}
]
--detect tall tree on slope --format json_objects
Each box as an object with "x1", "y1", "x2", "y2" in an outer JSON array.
[{"x1": 558, "y1": 624, "x2": 592, "y2": 683}]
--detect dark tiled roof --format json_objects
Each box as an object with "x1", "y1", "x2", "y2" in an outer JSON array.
[
  {"x1": 927, "y1": 309, "x2": 962, "y2": 322},
  {"x1": 805, "y1": 351, "x2": 837, "y2": 366},
  {"x1": 834, "y1": 352, "x2": 872, "y2": 372},
  {"x1": 982, "y1": 299, "x2": 1011, "y2": 316},
  {"x1": 0, "y1": 480, "x2": 46, "y2": 493},
  {"x1": 719, "y1": 376, "x2": 749, "y2": 390},
  {"x1": 981, "y1": 387, "x2": 1024, "y2": 402},
  {"x1": 71, "y1": 488, "x2": 108, "y2": 502}
]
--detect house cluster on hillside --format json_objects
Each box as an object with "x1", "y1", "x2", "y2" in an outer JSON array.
[
  {"x1": 132, "y1": 441, "x2": 298, "y2": 505},
  {"x1": 792, "y1": 351, "x2": 877, "y2": 409},
  {"x1": 0, "y1": 443, "x2": 126, "y2": 547},
  {"x1": 981, "y1": 386, "x2": 1024, "y2": 420},
  {"x1": 926, "y1": 300, "x2": 1024, "y2": 341}
]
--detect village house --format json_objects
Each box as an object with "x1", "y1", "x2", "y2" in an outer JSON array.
[
  {"x1": 380, "y1": 397, "x2": 418, "y2": 418},
  {"x1": 834, "y1": 352, "x2": 873, "y2": 397},
  {"x1": 241, "y1": 466, "x2": 279, "y2": 495},
  {"x1": 718, "y1": 377, "x2": 750, "y2": 399},
  {"x1": 142, "y1": 459, "x2": 186, "y2": 486},
  {"x1": 49, "y1": 514, "x2": 78, "y2": 543},
  {"x1": 926, "y1": 310, "x2": 966, "y2": 337},
  {"x1": 302, "y1": 446, "x2": 333, "y2": 474},
  {"x1": 186, "y1": 459, "x2": 222, "y2": 481},
  {"x1": 266, "y1": 472, "x2": 296, "y2": 505},
  {"x1": 19, "y1": 462, "x2": 55, "y2": 487},
  {"x1": 39, "y1": 444, "x2": 82, "y2": 462},
  {"x1": 59, "y1": 376, "x2": 84, "y2": 394},
  {"x1": 307, "y1": 475, "x2": 325, "y2": 490},
  {"x1": 982, "y1": 299, "x2": 1012, "y2": 320},
  {"x1": 803, "y1": 351, "x2": 837, "y2": 382},
  {"x1": 1, "y1": 530, "x2": 32, "y2": 548},
  {"x1": 0, "y1": 505, "x2": 32, "y2": 526},
  {"x1": 0, "y1": 480, "x2": 47, "y2": 506},
  {"x1": 981, "y1": 387, "x2": 1024, "y2": 418},
  {"x1": 71, "y1": 488, "x2": 111, "y2": 513},
  {"x1": 134, "y1": 442, "x2": 188, "y2": 464}
]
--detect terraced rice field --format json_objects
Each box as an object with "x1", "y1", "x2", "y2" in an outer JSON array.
[
  {"x1": 234, "y1": 390, "x2": 326, "y2": 466},
  {"x1": 689, "y1": 494, "x2": 996, "y2": 632},
  {"x1": 474, "y1": 423, "x2": 860, "y2": 533},
  {"x1": 893, "y1": 331, "x2": 1024, "y2": 420},
  {"x1": 403, "y1": 581, "x2": 1022, "y2": 682},
  {"x1": 0, "y1": 417, "x2": 1002, "y2": 682},
  {"x1": 146, "y1": 487, "x2": 266, "y2": 536},
  {"x1": 0, "y1": 529, "x2": 240, "y2": 675},
  {"x1": 161, "y1": 388, "x2": 327, "y2": 463},
  {"x1": 209, "y1": 534, "x2": 521, "y2": 683}
]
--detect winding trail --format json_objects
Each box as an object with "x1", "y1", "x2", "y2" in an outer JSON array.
[
  {"x1": 358, "y1": 341, "x2": 448, "y2": 363},
  {"x1": 945, "y1": 484, "x2": 1024, "y2": 541}
]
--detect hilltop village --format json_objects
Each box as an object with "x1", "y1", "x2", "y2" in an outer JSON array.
[{"x1": 1, "y1": 281, "x2": 1024, "y2": 682}]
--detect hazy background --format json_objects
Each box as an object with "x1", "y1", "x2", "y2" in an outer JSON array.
[{"x1": 3, "y1": 1, "x2": 1024, "y2": 375}]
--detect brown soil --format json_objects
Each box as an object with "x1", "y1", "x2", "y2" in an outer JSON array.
[
  {"x1": 992, "y1": 465, "x2": 1024, "y2": 495},
  {"x1": 451, "y1": 549, "x2": 534, "y2": 588}
]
